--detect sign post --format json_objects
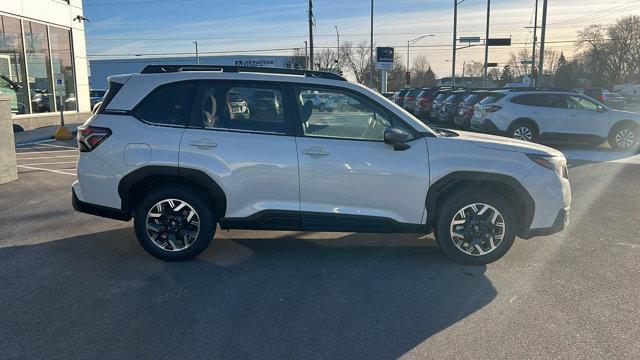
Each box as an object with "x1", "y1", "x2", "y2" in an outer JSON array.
[{"x1": 375, "y1": 47, "x2": 394, "y2": 92}]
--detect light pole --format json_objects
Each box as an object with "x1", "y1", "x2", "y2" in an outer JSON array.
[
  {"x1": 304, "y1": 40, "x2": 308, "y2": 69},
  {"x1": 369, "y1": 0, "x2": 374, "y2": 89},
  {"x1": 193, "y1": 41, "x2": 199, "y2": 65},
  {"x1": 483, "y1": 0, "x2": 491, "y2": 88},
  {"x1": 452, "y1": 0, "x2": 466, "y2": 87},
  {"x1": 406, "y1": 34, "x2": 435, "y2": 87},
  {"x1": 334, "y1": 25, "x2": 340, "y2": 71}
]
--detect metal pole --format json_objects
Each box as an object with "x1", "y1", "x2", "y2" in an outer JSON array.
[
  {"x1": 308, "y1": 0, "x2": 314, "y2": 71},
  {"x1": 531, "y1": 0, "x2": 539, "y2": 86},
  {"x1": 452, "y1": 0, "x2": 457, "y2": 87},
  {"x1": 304, "y1": 41, "x2": 308, "y2": 69},
  {"x1": 538, "y1": 0, "x2": 548, "y2": 87},
  {"x1": 193, "y1": 41, "x2": 199, "y2": 65},
  {"x1": 483, "y1": 0, "x2": 490, "y2": 87},
  {"x1": 462, "y1": 60, "x2": 466, "y2": 85},
  {"x1": 335, "y1": 26, "x2": 340, "y2": 71},
  {"x1": 369, "y1": 0, "x2": 374, "y2": 89},
  {"x1": 406, "y1": 40, "x2": 410, "y2": 88},
  {"x1": 381, "y1": 69, "x2": 388, "y2": 93}
]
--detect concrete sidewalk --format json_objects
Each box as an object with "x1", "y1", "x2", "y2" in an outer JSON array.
[{"x1": 14, "y1": 123, "x2": 82, "y2": 145}]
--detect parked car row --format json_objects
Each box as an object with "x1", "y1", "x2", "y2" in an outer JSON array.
[{"x1": 392, "y1": 86, "x2": 640, "y2": 150}]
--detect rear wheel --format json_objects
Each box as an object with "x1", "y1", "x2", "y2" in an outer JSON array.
[
  {"x1": 134, "y1": 186, "x2": 216, "y2": 261},
  {"x1": 608, "y1": 123, "x2": 638, "y2": 150},
  {"x1": 434, "y1": 190, "x2": 517, "y2": 265},
  {"x1": 508, "y1": 120, "x2": 538, "y2": 142}
]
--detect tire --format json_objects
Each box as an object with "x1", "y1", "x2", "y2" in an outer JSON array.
[
  {"x1": 12, "y1": 124, "x2": 24, "y2": 133},
  {"x1": 608, "y1": 123, "x2": 638, "y2": 150},
  {"x1": 434, "y1": 190, "x2": 517, "y2": 265},
  {"x1": 508, "y1": 120, "x2": 538, "y2": 142},
  {"x1": 134, "y1": 186, "x2": 216, "y2": 261},
  {"x1": 319, "y1": 103, "x2": 326, "y2": 112}
]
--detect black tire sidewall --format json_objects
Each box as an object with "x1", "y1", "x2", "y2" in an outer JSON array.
[
  {"x1": 434, "y1": 190, "x2": 517, "y2": 265},
  {"x1": 134, "y1": 186, "x2": 216, "y2": 261}
]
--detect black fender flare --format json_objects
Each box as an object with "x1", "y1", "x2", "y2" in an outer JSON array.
[
  {"x1": 118, "y1": 166, "x2": 227, "y2": 218},
  {"x1": 425, "y1": 171, "x2": 535, "y2": 233}
]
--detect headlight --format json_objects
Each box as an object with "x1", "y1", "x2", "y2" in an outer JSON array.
[{"x1": 527, "y1": 154, "x2": 568, "y2": 178}]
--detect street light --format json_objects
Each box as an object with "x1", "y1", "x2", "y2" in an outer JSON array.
[
  {"x1": 193, "y1": 41, "x2": 199, "y2": 66},
  {"x1": 334, "y1": 25, "x2": 340, "y2": 70},
  {"x1": 406, "y1": 34, "x2": 434, "y2": 87}
]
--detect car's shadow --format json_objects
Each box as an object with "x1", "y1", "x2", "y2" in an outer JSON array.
[{"x1": 0, "y1": 228, "x2": 496, "y2": 360}]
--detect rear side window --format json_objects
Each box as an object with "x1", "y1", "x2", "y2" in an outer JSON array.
[
  {"x1": 511, "y1": 95, "x2": 533, "y2": 105},
  {"x1": 95, "y1": 81, "x2": 123, "y2": 114},
  {"x1": 133, "y1": 81, "x2": 197, "y2": 126},
  {"x1": 479, "y1": 93, "x2": 505, "y2": 105},
  {"x1": 464, "y1": 94, "x2": 481, "y2": 104}
]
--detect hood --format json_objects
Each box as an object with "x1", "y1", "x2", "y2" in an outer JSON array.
[{"x1": 451, "y1": 130, "x2": 564, "y2": 157}]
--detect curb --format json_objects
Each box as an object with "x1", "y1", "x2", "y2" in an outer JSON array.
[{"x1": 15, "y1": 129, "x2": 78, "y2": 146}]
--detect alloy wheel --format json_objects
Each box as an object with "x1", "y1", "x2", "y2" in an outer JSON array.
[
  {"x1": 145, "y1": 198, "x2": 200, "y2": 252},
  {"x1": 513, "y1": 126, "x2": 533, "y2": 141},
  {"x1": 449, "y1": 203, "x2": 506, "y2": 256},
  {"x1": 615, "y1": 129, "x2": 635, "y2": 148}
]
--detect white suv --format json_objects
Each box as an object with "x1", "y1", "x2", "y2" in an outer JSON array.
[
  {"x1": 470, "y1": 90, "x2": 640, "y2": 149},
  {"x1": 73, "y1": 65, "x2": 571, "y2": 265}
]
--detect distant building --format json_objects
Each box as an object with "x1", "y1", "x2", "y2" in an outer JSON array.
[
  {"x1": 1, "y1": 0, "x2": 90, "y2": 116},
  {"x1": 89, "y1": 55, "x2": 297, "y2": 89}
]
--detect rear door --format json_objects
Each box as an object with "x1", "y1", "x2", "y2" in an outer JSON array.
[
  {"x1": 523, "y1": 94, "x2": 567, "y2": 135},
  {"x1": 179, "y1": 81, "x2": 300, "y2": 224}
]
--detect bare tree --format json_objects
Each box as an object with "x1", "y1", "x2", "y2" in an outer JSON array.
[
  {"x1": 463, "y1": 62, "x2": 485, "y2": 78},
  {"x1": 340, "y1": 40, "x2": 372, "y2": 84},
  {"x1": 410, "y1": 55, "x2": 432, "y2": 87},
  {"x1": 314, "y1": 48, "x2": 337, "y2": 72}
]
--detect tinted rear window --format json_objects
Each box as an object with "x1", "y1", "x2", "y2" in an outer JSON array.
[
  {"x1": 464, "y1": 94, "x2": 482, "y2": 104},
  {"x1": 95, "y1": 81, "x2": 124, "y2": 114},
  {"x1": 479, "y1": 93, "x2": 505, "y2": 105}
]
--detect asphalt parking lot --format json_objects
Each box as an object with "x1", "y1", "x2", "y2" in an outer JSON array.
[{"x1": 1, "y1": 139, "x2": 640, "y2": 359}]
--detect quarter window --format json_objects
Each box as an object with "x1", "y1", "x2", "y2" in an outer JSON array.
[
  {"x1": 133, "y1": 81, "x2": 197, "y2": 126},
  {"x1": 567, "y1": 96, "x2": 599, "y2": 111},
  {"x1": 296, "y1": 87, "x2": 410, "y2": 142}
]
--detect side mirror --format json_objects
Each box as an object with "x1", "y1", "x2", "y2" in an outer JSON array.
[
  {"x1": 597, "y1": 105, "x2": 606, "y2": 113},
  {"x1": 383, "y1": 127, "x2": 411, "y2": 151}
]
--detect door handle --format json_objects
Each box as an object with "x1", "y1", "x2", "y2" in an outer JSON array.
[
  {"x1": 301, "y1": 146, "x2": 329, "y2": 156},
  {"x1": 189, "y1": 139, "x2": 217, "y2": 149}
]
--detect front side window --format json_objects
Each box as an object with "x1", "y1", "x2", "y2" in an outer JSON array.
[
  {"x1": 296, "y1": 87, "x2": 411, "y2": 142},
  {"x1": 567, "y1": 95, "x2": 599, "y2": 111},
  {"x1": 194, "y1": 82, "x2": 286, "y2": 134},
  {"x1": 134, "y1": 81, "x2": 197, "y2": 126}
]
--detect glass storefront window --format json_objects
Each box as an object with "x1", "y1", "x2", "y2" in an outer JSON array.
[
  {"x1": 0, "y1": 15, "x2": 29, "y2": 114},
  {"x1": 49, "y1": 27, "x2": 76, "y2": 111},
  {"x1": 23, "y1": 20, "x2": 54, "y2": 113}
]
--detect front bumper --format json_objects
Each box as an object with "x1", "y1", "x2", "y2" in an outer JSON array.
[{"x1": 520, "y1": 207, "x2": 569, "y2": 239}]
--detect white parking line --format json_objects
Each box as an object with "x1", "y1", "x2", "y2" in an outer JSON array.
[
  {"x1": 17, "y1": 165, "x2": 76, "y2": 176},
  {"x1": 31, "y1": 142, "x2": 77, "y2": 150},
  {"x1": 19, "y1": 160, "x2": 77, "y2": 166},
  {"x1": 16, "y1": 155, "x2": 78, "y2": 160}
]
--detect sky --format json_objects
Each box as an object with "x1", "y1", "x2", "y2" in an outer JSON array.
[{"x1": 83, "y1": 0, "x2": 640, "y2": 77}]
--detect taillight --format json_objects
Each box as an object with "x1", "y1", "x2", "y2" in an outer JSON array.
[
  {"x1": 600, "y1": 95, "x2": 606, "y2": 102},
  {"x1": 482, "y1": 105, "x2": 502, "y2": 113},
  {"x1": 77, "y1": 125, "x2": 112, "y2": 152}
]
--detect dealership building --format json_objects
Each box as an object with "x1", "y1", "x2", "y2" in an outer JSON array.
[
  {"x1": 1, "y1": 0, "x2": 90, "y2": 125},
  {"x1": 89, "y1": 55, "x2": 295, "y2": 89}
]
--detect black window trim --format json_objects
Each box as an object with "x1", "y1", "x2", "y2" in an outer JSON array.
[
  {"x1": 186, "y1": 79, "x2": 295, "y2": 137},
  {"x1": 288, "y1": 83, "x2": 424, "y2": 143},
  {"x1": 129, "y1": 79, "x2": 199, "y2": 128}
]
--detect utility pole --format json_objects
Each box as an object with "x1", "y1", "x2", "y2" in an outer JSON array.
[
  {"x1": 334, "y1": 25, "x2": 340, "y2": 71},
  {"x1": 369, "y1": 0, "x2": 374, "y2": 89},
  {"x1": 308, "y1": 0, "x2": 314, "y2": 71},
  {"x1": 452, "y1": 0, "x2": 458, "y2": 87},
  {"x1": 538, "y1": 0, "x2": 548, "y2": 87},
  {"x1": 531, "y1": 0, "x2": 539, "y2": 87},
  {"x1": 304, "y1": 40, "x2": 308, "y2": 69},
  {"x1": 193, "y1": 41, "x2": 199, "y2": 65},
  {"x1": 483, "y1": 0, "x2": 490, "y2": 87}
]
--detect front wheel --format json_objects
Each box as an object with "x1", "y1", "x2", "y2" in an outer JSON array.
[
  {"x1": 434, "y1": 190, "x2": 517, "y2": 265},
  {"x1": 134, "y1": 186, "x2": 216, "y2": 261}
]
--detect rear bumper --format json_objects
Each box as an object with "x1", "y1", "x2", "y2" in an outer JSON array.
[
  {"x1": 72, "y1": 187, "x2": 130, "y2": 221},
  {"x1": 520, "y1": 207, "x2": 569, "y2": 239}
]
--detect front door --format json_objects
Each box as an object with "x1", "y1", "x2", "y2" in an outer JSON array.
[
  {"x1": 526, "y1": 94, "x2": 568, "y2": 135},
  {"x1": 179, "y1": 81, "x2": 300, "y2": 226},
  {"x1": 293, "y1": 85, "x2": 429, "y2": 230},
  {"x1": 565, "y1": 95, "x2": 610, "y2": 137}
]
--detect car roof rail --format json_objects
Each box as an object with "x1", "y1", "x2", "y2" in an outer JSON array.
[
  {"x1": 139, "y1": 64, "x2": 347, "y2": 81},
  {"x1": 504, "y1": 87, "x2": 574, "y2": 92}
]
